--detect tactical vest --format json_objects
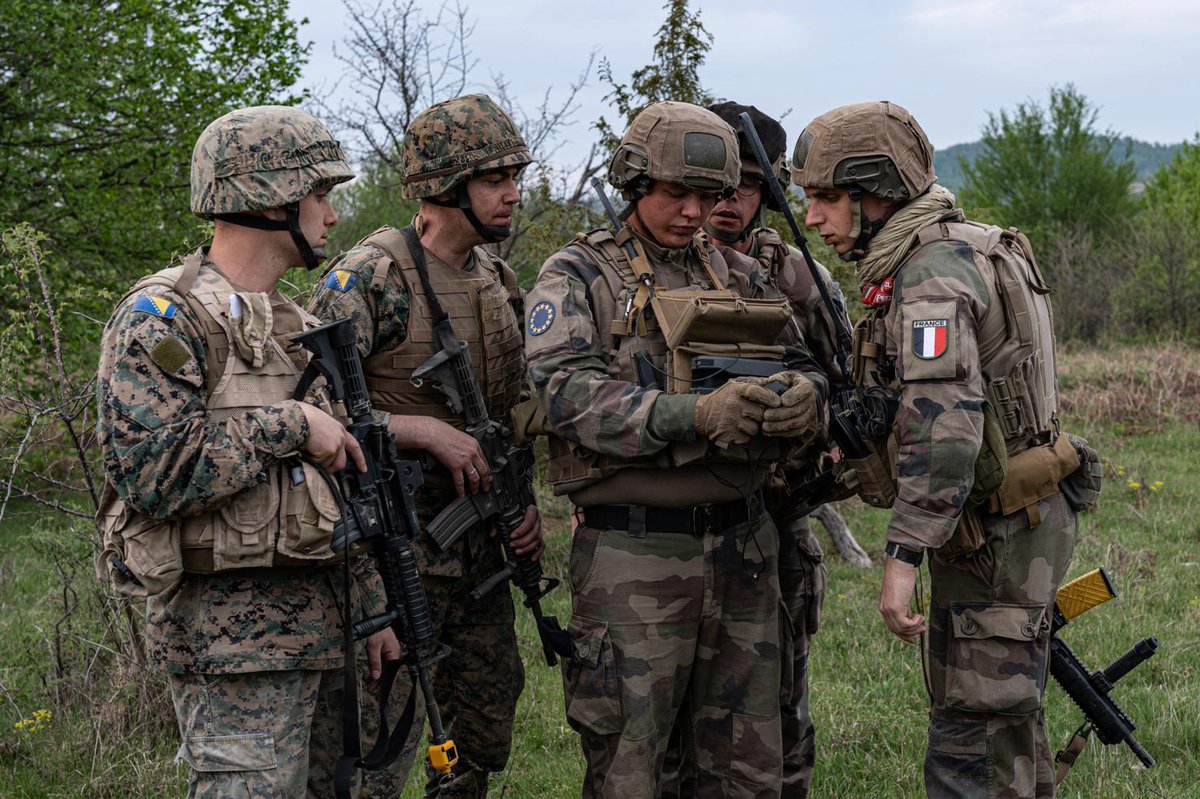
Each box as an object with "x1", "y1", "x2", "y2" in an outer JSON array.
[
  {"x1": 356, "y1": 227, "x2": 525, "y2": 430},
  {"x1": 851, "y1": 218, "x2": 1058, "y2": 457},
  {"x1": 546, "y1": 228, "x2": 792, "y2": 496},
  {"x1": 96, "y1": 253, "x2": 342, "y2": 596}
]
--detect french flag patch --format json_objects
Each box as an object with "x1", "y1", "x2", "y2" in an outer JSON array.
[{"x1": 912, "y1": 319, "x2": 948, "y2": 359}]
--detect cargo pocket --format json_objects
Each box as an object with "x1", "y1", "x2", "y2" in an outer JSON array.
[
  {"x1": 215, "y1": 475, "x2": 279, "y2": 569},
  {"x1": 178, "y1": 732, "x2": 277, "y2": 773},
  {"x1": 945, "y1": 604, "x2": 1047, "y2": 716},
  {"x1": 97, "y1": 496, "x2": 182, "y2": 597},
  {"x1": 795, "y1": 530, "x2": 826, "y2": 635},
  {"x1": 279, "y1": 460, "x2": 340, "y2": 561},
  {"x1": 562, "y1": 619, "x2": 623, "y2": 736}
]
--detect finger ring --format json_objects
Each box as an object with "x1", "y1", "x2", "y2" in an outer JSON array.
[{"x1": 470, "y1": 468, "x2": 478, "y2": 475}]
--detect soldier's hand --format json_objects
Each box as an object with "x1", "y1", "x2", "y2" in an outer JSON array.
[
  {"x1": 299, "y1": 403, "x2": 366, "y2": 474},
  {"x1": 694, "y1": 379, "x2": 781, "y2": 447},
  {"x1": 498, "y1": 504, "x2": 544, "y2": 560},
  {"x1": 389, "y1": 416, "x2": 491, "y2": 497},
  {"x1": 879, "y1": 556, "x2": 926, "y2": 644},
  {"x1": 364, "y1": 627, "x2": 401, "y2": 684},
  {"x1": 756, "y1": 371, "x2": 822, "y2": 440}
]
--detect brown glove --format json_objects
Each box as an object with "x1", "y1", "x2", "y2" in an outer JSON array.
[
  {"x1": 757, "y1": 371, "x2": 821, "y2": 440},
  {"x1": 694, "y1": 379, "x2": 781, "y2": 447}
]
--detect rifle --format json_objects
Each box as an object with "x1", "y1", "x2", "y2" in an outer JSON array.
[
  {"x1": 1050, "y1": 567, "x2": 1157, "y2": 779},
  {"x1": 736, "y1": 111, "x2": 896, "y2": 465},
  {"x1": 398, "y1": 225, "x2": 572, "y2": 668},
  {"x1": 291, "y1": 317, "x2": 458, "y2": 796}
]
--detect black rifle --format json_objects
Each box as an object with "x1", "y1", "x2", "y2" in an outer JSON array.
[
  {"x1": 399, "y1": 226, "x2": 572, "y2": 668},
  {"x1": 1050, "y1": 568, "x2": 1157, "y2": 773},
  {"x1": 292, "y1": 317, "x2": 458, "y2": 797},
  {"x1": 736, "y1": 111, "x2": 896, "y2": 462}
]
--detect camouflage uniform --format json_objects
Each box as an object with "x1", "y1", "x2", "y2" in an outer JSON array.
[
  {"x1": 95, "y1": 106, "x2": 372, "y2": 798},
  {"x1": 793, "y1": 101, "x2": 1078, "y2": 798},
  {"x1": 309, "y1": 93, "x2": 534, "y2": 798}
]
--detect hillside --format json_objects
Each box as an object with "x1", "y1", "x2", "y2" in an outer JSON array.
[{"x1": 934, "y1": 137, "x2": 1184, "y2": 193}]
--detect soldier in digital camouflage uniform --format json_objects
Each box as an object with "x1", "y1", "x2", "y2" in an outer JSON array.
[
  {"x1": 95, "y1": 105, "x2": 400, "y2": 798},
  {"x1": 525, "y1": 100, "x2": 829, "y2": 799},
  {"x1": 308, "y1": 93, "x2": 543, "y2": 799},
  {"x1": 703, "y1": 101, "x2": 852, "y2": 799},
  {"x1": 793, "y1": 100, "x2": 1078, "y2": 798}
]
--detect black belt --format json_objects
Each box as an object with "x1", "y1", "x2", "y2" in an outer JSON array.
[{"x1": 582, "y1": 496, "x2": 758, "y2": 536}]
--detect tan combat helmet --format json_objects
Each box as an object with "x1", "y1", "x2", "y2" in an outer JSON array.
[
  {"x1": 791, "y1": 100, "x2": 934, "y2": 202},
  {"x1": 191, "y1": 105, "x2": 354, "y2": 269},
  {"x1": 402, "y1": 93, "x2": 532, "y2": 242},
  {"x1": 608, "y1": 101, "x2": 740, "y2": 202}
]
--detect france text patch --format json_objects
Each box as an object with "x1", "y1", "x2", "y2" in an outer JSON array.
[
  {"x1": 132, "y1": 294, "x2": 177, "y2": 319},
  {"x1": 324, "y1": 269, "x2": 357, "y2": 293},
  {"x1": 912, "y1": 319, "x2": 948, "y2": 359},
  {"x1": 527, "y1": 301, "x2": 555, "y2": 336}
]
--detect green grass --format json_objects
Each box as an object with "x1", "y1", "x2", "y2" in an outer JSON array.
[{"x1": 2, "y1": 346, "x2": 1199, "y2": 797}]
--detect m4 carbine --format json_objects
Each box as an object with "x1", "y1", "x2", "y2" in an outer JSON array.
[
  {"x1": 399, "y1": 226, "x2": 572, "y2": 668},
  {"x1": 1050, "y1": 567, "x2": 1157, "y2": 782},
  {"x1": 292, "y1": 317, "x2": 458, "y2": 796}
]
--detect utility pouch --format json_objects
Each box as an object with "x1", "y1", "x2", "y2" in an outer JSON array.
[
  {"x1": 96, "y1": 492, "x2": 183, "y2": 597},
  {"x1": 989, "y1": 434, "x2": 1080, "y2": 525},
  {"x1": 228, "y1": 291, "x2": 274, "y2": 368},
  {"x1": 935, "y1": 506, "x2": 987, "y2": 560},
  {"x1": 966, "y1": 401, "x2": 1008, "y2": 507},
  {"x1": 840, "y1": 438, "x2": 896, "y2": 509},
  {"x1": 651, "y1": 290, "x2": 790, "y2": 351},
  {"x1": 1059, "y1": 433, "x2": 1102, "y2": 512},
  {"x1": 668, "y1": 342, "x2": 786, "y2": 395},
  {"x1": 508, "y1": 394, "x2": 550, "y2": 446}
]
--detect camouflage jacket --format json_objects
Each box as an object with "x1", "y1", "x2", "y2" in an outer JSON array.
[
  {"x1": 864, "y1": 227, "x2": 1039, "y2": 551},
  {"x1": 307, "y1": 226, "x2": 527, "y2": 576},
  {"x1": 526, "y1": 227, "x2": 827, "y2": 506},
  {"x1": 97, "y1": 254, "x2": 379, "y2": 673}
]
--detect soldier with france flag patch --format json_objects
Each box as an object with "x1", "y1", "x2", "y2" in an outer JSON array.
[{"x1": 793, "y1": 100, "x2": 1082, "y2": 799}]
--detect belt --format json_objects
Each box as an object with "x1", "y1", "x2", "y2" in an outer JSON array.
[{"x1": 582, "y1": 496, "x2": 758, "y2": 536}]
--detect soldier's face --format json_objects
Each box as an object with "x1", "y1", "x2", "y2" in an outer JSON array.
[
  {"x1": 803, "y1": 187, "x2": 855, "y2": 255},
  {"x1": 706, "y1": 175, "x2": 762, "y2": 238},
  {"x1": 465, "y1": 167, "x2": 522, "y2": 232},
  {"x1": 298, "y1": 187, "x2": 339, "y2": 259},
  {"x1": 633, "y1": 181, "x2": 720, "y2": 249}
]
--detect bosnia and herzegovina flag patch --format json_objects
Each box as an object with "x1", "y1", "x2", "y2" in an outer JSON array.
[
  {"x1": 912, "y1": 319, "x2": 948, "y2": 359},
  {"x1": 323, "y1": 269, "x2": 357, "y2": 293},
  {"x1": 132, "y1": 294, "x2": 177, "y2": 319}
]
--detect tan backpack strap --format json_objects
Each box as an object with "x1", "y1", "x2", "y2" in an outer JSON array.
[
  {"x1": 691, "y1": 231, "x2": 725, "y2": 290},
  {"x1": 173, "y1": 251, "x2": 205, "y2": 296}
]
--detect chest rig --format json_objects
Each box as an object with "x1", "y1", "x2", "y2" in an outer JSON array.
[
  {"x1": 97, "y1": 253, "x2": 342, "y2": 596},
  {"x1": 357, "y1": 227, "x2": 525, "y2": 429},
  {"x1": 545, "y1": 228, "x2": 793, "y2": 494}
]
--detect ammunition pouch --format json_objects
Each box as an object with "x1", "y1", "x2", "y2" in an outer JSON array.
[
  {"x1": 1059, "y1": 433, "x2": 1102, "y2": 513},
  {"x1": 839, "y1": 437, "x2": 896, "y2": 509},
  {"x1": 967, "y1": 401, "x2": 1008, "y2": 507},
  {"x1": 508, "y1": 394, "x2": 550, "y2": 447},
  {"x1": 936, "y1": 506, "x2": 987, "y2": 560},
  {"x1": 988, "y1": 433, "x2": 1081, "y2": 527}
]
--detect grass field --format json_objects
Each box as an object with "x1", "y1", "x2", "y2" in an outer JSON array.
[{"x1": 1, "y1": 345, "x2": 1198, "y2": 797}]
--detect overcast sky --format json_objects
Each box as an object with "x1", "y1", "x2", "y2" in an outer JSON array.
[{"x1": 287, "y1": 0, "x2": 1200, "y2": 171}]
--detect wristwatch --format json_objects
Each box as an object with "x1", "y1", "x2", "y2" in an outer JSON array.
[{"x1": 885, "y1": 541, "x2": 925, "y2": 567}]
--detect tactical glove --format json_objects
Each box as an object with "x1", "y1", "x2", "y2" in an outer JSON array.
[
  {"x1": 694, "y1": 379, "x2": 781, "y2": 447},
  {"x1": 756, "y1": 371, "x2": 822, "y2": 440}
]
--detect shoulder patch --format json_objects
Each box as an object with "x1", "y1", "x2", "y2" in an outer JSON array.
[
  {"x1": 323, "y1": 269, "x2": 358, "y2": 293},
  {"x1": 912, "y1": 318, "x2": 949, "y2": 359},
  {"x1": 132, "y1": 294, "x2": 177, "y2": 319},
  {"x1": 527, "y1": 301, "x2": 556, "y2": 336}
]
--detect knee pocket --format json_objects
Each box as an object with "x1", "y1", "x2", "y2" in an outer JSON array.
[
  {"x1": 945, "y1": 604, "x2": 1048, "y2": 715},
  {"x1": 562, "y1": 619, "x2": 623, "y2": 736}
]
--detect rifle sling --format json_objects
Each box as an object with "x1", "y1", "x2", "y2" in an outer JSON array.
[{"x1": 400, "y1": 224, "x2": 455, "y2": 332}]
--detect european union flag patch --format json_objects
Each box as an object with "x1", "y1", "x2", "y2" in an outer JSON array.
[
  {"x1": 527, "y1": 301, "x2": 555, "y2": 336},
  {"x1": 132, "y1": 294, "x2": 177, "y2": 319},
  {"x1": 324, "y1": 270, "x2": 358, "y2": 293}
]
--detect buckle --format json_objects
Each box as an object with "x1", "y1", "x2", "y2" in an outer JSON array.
[{"x1": 691, "y1": 504, "x2": 715, "y2": 536}]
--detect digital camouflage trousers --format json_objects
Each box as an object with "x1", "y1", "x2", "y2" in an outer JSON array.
[{"x1": 924, "y1": 490, "x2": 1077, "y2": 799}]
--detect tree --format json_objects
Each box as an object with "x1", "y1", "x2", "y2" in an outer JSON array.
[
  {"x1": 594, "y1": 0, "x2": 714, "y2": 154},
  {"x1": 1115, "y1": 138, "x2": 1200, "y2": 339},
  {"x1": 959, "y1": 85, "x2": 1137, "y2": 260},
  {"x1": 0, "y1": 0, "x2": 308, "y2": 358}
]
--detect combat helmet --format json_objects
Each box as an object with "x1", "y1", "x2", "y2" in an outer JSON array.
[
  {"x1": 791, "y1": 101, "x2": 935, "y2": 260},
  {"x1": 608, "y1": 101, "x2": 740, "y2": 202},
  {"x1": 402, "y1": 93, "x2": 533, "y2": 243},
  {"x1": 191, "y1": 105, "x2": 353, "y2": 269},
  {"x1": 704, "y1": 101, "x2": 790, "y2": 244}
]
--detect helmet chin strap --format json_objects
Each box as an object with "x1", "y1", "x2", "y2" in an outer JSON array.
[
  {"x1": 427, "y1": 183, "x2": 513, "y2": 244},
  {"x1": 843, "y1": 189, "x2": 892, "y2": 262},
  {"x1": 217, "y1": 204, "x2": 323, "y2": 270}
]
